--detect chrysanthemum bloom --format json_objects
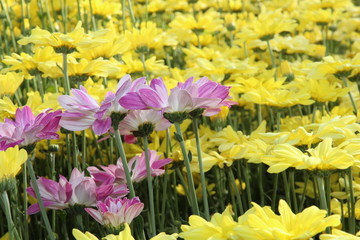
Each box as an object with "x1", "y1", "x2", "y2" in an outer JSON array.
[
  {"x1": 85, "y1": 197, "x2": 144, "y2": 230},
  {"x1": 18, "y1": 22, "x2": 106, "y2": 54},
  {"x1": 88, "y1": 150, "x2": 172, "y2": 184},
  {"x1": 27, "y1": 168, "x2": 118, "y2": 214},
  {"x1": 0, "y1": 72, "x2": 24, "y2": 96},
  {"x1": 0, "y1": 146, "x2": 28, "y2": 192},
  {"x1": 234, "y1": 200, "x2": 341, "y2": 240},
  {"x1": 58, "y1": 86, "x2": 100, "y2": 132},
  {"x1": 93, "y1": 75, "x2": 146, "y2": 135},
  {"x1": 119, "y1": 109, "x2": 171, "y2": 137},
  {"x1": 0, "y1": 106, "x2": 61, "y2": 151},
  {"x1": 120, "y1": 77, "x2": 235, "y2": 123},
  {"x1": 72, "y1": 223, "x2": 135, "y2": 240}
]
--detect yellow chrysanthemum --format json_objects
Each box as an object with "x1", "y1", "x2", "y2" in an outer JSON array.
[
  {"x1": 150, "y1": 232, "x2": 178, "y2": 240},
  {"x1": 73, "y1": 224, "x2": 134, "y2": 240},
  {"x1": 180, "y1": 205, "x2": 238, "y2": 240},
  {"x1": 320, "y1": 228, "x2": 360, "y2": 240},
  {"x1": 0, "y1": 146, "x2": 28, "y2": 181},
  {"x1": 0, "y1": 72, "x2": 24, "y2": 96},
  {"x1": 235, "y1": 200, "x2": 341, "y2": 240}
]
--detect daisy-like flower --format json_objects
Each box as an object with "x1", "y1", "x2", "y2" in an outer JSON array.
[
  {"x1": 88, "y1": 150, "x2": 172, "y2": 184},
  {"x1": 120, "y1": 77, "x2": 235, "y2": 123},
  {"x1": 0, "y1": 106, "x2": 61, "y2": 151},
  {"x1": 27, "y1": 168, "x2": 128, "y2": 214},
  {"x1": 234, "y1": 200, "x2": 341, "y2": 240},
  {"x1": 93, "y1": 75, "x2": 146, "y2": 135},
  {"x1": 0, "y1": 146, "x2": 28, "y2": 192},
  {"x1": 85, "y1": 197, "x2": 144, "y2": 229},
  {"x1": 119, "y1": 109, "x2": 171, "y2": 137},
  {"x1": 58, "y1": 86, "x2": 100, "y2": 132},
  {"x1": 72, "y1": 224, "x2": 135, "y2": 240},
  {"x1": 18, "y1": 22, "x2": 106, "y2": 54},
  {"x1": 0, "y1": 72, "x2": 24, "y2": 96}
]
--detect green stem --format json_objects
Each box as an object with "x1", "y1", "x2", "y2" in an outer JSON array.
[
  {"x1": 193, "y1": 118, "x2": 210, "y2": 220},
  {"x1": 227, "y1": 167, "x2": 244, "y2": 214},
  {"x1": 71, "y1": 132, "x2": 78, "y2": 169},
  {"x1": 174, "y1": 122, "x2": 200, "y2": 215},
  {"x1": 120, "y1": 0, "x2": 127, "y2": 31},
  {"x1": 347, "y1": 168, "x2": 356, "y2": 234},
  {"x1": 114, "y1": 129, "x2": 135, "y2": 198},
  {"x1": 140, "y1": 52, "x2": 150, "y2": 83},
  {"x1": 1, "y1": 191, "x2": 21, "y2": 240},
  {"x1": 282, "y1": 171, "x2": 291, "y2": 208},
  {"x1": 82, "y1": 130, "x2": 87, "y2": 170},
  {"x1": 126, "y1": 0, "x2": 136, "y2": 27},
  {"x1": 243, "y1": 161, "x2": 252, "y2": 206},
  {"x1": 316, "y1": 174, "x2": 330, "y2": 233},
  {"x1": 143, "y1": 136, "x2": 156, "y2": 237},
  {"x1": 341, "y1": 77, "x2": 358, "y2": 116},
  {"x1": 27, "y1": 159, "x2": 55, "y2": 240},
  {"x1": 62, "y1": 53, "x2": 71, "y2": 95},
  {"x1": 271, "y1": 174, "x2": 279, "y2": 211},
  {"x1": 266, "y1": 40, "x2": 276, "y2": 70},
  {"x1": 289, "y1": 170, "x2": 298, "y2": 213},
  {"x1": 22, "y1": 166, "x2": 29, "y2": 240}
]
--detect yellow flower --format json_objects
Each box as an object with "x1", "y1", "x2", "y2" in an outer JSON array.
[
  {"x1": 320, "y1": 229, "x2": 360, "y2": 240},
  {"x1": 302, "y1": 137, "x2": 354, "y2": 170},
  {"x1": 331, "y1": 198, "x2": 360, "y2": 220},
  {"x1": 0, "y1": 146, "x2": 28, "y2": 181},
  {"x1": 150, "y1": 232, "x2": 178, "y2": 240},
  {"x1": 0, "y1": 96, "x2": 17, "y2": 121},
  {"x1": 102, "y1": 224, "x2": 135, "y2": 240},
  {"x1": 180, "y1": 205, "x2": 238, "y2": 240},
  {"x1": 2, "y1": 46, "x2": 61, "y2": 79},
  {"x1": 0, "y1": 72, "x2": 24, "y2": 96},
  {"x1": 72, "y1": 229, "x2": 99, "y2": 240},
  {"x1": 18, "y1": 22, "x2": 105, "y2": 54},
  {"x1": 0, "y1": 233, "x2": 8, "y2": 240},
  {"x1": 235, "y1": 200, "x2": 341, "y2": 240}
]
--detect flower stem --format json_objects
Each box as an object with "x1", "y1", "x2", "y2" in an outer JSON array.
[
  {"x1": 174, "y1": 122, "x2": 200, "y2": 215},
  {"x1": 62, "y1": 53, "x2": 71, "y2": 95},
  {"x1": 27, "y1": 159, "x2": 55, "y2": 240},
  {"x1": 346, "y1": 168, "x2": 356, "y2": 234},
  {"x1": 192, "y1": 118, "x2": 210, "y2": 220},
  {"x1": 341, "y1": 77, "x2": 358, "y2": 116},
  {"x1": 114, "y1": 129, "x2": 136, "y2": 198},
  {"x1": 1, "y1": 191, "x2": 21, "y2": 240},
  {"x1": 143, "y1": 136, "x2": 156, "y2": 237},
  {"x1": 81, "y1": 130, "x2": 87, "y2": 170}
]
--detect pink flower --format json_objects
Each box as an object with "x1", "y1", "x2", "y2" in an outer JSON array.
[
  {"x1": 0, "y1": 106, "x2": 61, "y2": 150},
  {"x1": 119, "y1": 109, "x2": 171, "y2": 137},
  {"x1": 27, "y1": 175, "x2": 72, "y2": 214},
  {"x1": 58, "y1": 86, "x2": 100, "y2": 132},
  {"x1": 27, "y1": 168, "x2": 128, "y2": 214},
  {"x1": 120, "y1": 78, "x2": 167, "y2": 110},
  {"x1": 88, "y1": 150, "x2": 172, "y2": 184},
  {"x1": 120, "y1": 76, "x2": 236, "y2": 117},
  {"x1": 93, "y1": 75, "x2": 146, "y2": 135},
  {"x1": 85, "y1": 197, "x2": 144, "y2": 227}
]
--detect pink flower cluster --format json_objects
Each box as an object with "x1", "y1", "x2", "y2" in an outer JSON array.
[
  {"x1": 58, "y1": 75, "x2": 235, "y2": 135},
  {"x1": 27, "y1": 168, "x2": 129, "y2": 215},
  {"x1": 0, "y1": 106, "x2": 61, "y2": 151},
  {"x1": 88, "y1": 150, "x2": 172, "y2": 185}
]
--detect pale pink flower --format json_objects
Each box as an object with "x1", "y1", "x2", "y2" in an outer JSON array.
[
  {"x1": 85, "y1": 197, "x2": 144, "y2": 227},
  {"x1": 120, "y1": 76, "x2": 236, "y2": 117},
  {"x1": 58, "y1": 86, "x2": 99, "y2": 132},
  {"x1": 27, "y1": 168, "x2": 128, "y2": 214},
  {"x1": 88, "y1": 150, "x2": 172, "y2": 185},
  {"x1": 0, "y1": 106, "x2": 61, "y2": 150},
  {"x1": 93, "y1": 75, "x2": 146, "y2": 135},
  {"x1": 119, "y1": 109, "x2": 171, "y2": 137}
]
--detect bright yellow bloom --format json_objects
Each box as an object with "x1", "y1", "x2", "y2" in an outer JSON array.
[
  {"x1": 331, "y1": 198, "x2": 360, "y2": 220},
  {"x1": 0, "y1": 72, "x2": 24, "y2": 96},
  {"x1": 0, "y1": 233, "x2": 8, "y2": 240},
  {"x1": 180, "y1": 205, "x2": 239, "y2": 240},
  {"x1": 18, "y1": 22, "x2": 106, "y2": 53},
  {"x1": 0, "y1": 146, "x2": 28, "y2": 181},
  {"x1": 235, "y1": 200, "x2": 341, "y2": 240},
  {"x1": 72, "y1": 229, "x2": 99, "y2": 240},
  {"x1": 320, "y1": 229, "x2": 360, "y2": 240},
  {"x1": 150, "y1": 232, "x2": 178, "y2": 240},
  {"x1": 73, "y1": 224, "x2": 134, "y2": 240},
  {"x1": 303, "y1": 137, "x2": 354, "y2": 170},
  {"x1": 2, "y1": 46, "x2": 61, "y2": 79},
  {"x1": 102, "y1": 224, "x2": 135, "y2": 240}
]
